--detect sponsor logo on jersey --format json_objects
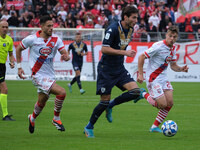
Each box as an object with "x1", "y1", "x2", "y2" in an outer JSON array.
[
  {"x1": 39, "y1": 47, "x2": 52, "y2": 56},
  {"x1": 165, "y1": 56, "x2": 172, "y2": 63}
]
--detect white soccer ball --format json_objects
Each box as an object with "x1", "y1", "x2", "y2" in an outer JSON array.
[{"x1": 161, "y1": 120, "x2": 178, "y2": 137}]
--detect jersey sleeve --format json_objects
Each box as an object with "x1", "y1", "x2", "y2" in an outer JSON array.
[
  {"x1": 144, "y1": 43, "x2": 159, "y2": 58},
  {"x1": 102, "y1": 27, "x2": 117, "y2": 47},
  {"x1": 56, "y1": 37, "x2": 65, "y2": 52},
  {"x1": 83, "y1": 43, "x2": 88, "y2": 52},
  {"x1": 8, "y1": 37, "x2": 13, "y2": 52},
  {"x1": 68, "y1": 43, "x2": 73, "y2": 51},
  {"x1": 20, "y1": 35, "x2": 34, "y2": 49}
]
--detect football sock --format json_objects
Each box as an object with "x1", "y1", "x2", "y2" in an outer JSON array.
[
  {"x1": 32, "y1": 101, "x2": 45, "y2": 120},
  {"x1": 108, "y1": 89, "x2": 140, "y2": 109},
  {"x1": 144, "y1": 93, "x2": 157, "y2": 107},
  {"x1": 88, "y1": 100, "x2": 109, "y2": 126},
  {"x1": 153, "y1": 106, "x2": 172, "y2": 127},
  {"x1": 86, "y1": 121, "x2": 94, "y2": 129},
  {"x1": 0, "y1": 94, "x2": 8, "y2": 117},
  {"x1": 54, "y1": 95, "x2": 66, "y2": 120},
  {"x1": 76, "y1": 75, "x2": 82, "y2": 89},
  {"x1": 70, "y1": 77, "x2": 77, "y2": 85}
]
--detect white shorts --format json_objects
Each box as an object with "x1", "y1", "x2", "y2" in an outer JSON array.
[
  {"x1": 32, "y1": 75, "x2": 55, "y2": 95},
  {"x1": 146, "y1": 80, "x2": 173, "y2": 100}
]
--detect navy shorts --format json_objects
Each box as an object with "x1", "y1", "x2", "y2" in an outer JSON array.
[
  {"x1": 72, "y1": 62, "x2": 82, "y2": 71},
  {"x1": 0, "y1": 63, "x2": 6, "y2": 83},
  {"x1": 96, "y1": 64, "x2": 134, "y2": 95}
]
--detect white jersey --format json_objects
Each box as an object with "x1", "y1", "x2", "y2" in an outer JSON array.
[
  {"x1": 144, "y1": 40, "x2": 176, "y2": 82},
  {"x1": 20, "y1": 31, "x2": 65, "y2": 78}
]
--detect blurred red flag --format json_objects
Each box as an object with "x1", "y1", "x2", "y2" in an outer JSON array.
[{"x1": 176, "y1": 0, "x2": 200, "y2": 23}]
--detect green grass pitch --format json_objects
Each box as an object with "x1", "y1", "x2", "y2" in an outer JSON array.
[{"x1": 0, "y1": 81, "x2": 199, "y2": 150}]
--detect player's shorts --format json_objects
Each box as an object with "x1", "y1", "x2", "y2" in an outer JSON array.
[
  {"x1": 146, "y1": 80, "x2": 173, "y2": 99},
  {"x1": 96, "y1": 64, "x2": 134, "y2": 95},
  {"x1": 72, "y1": 62, "x2": 82, "y2": 71},
  {"x1": 32, "y1": 75, "x2": 55, "y2": 95},
  {"x1": 0, "y1": 63, "x2": 6, "y2": 83}
]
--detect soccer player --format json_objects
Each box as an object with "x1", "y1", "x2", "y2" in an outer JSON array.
[
  {"x1": 0, "y1": 20, "x2": 15, "y2": 121},
  {"x1": 137, "y1": 26, "x2": 189, "y2": 132},
  {"x1": 67, "y1": 32, "x2": 88, "y2": 94},
  {"x1": 16, "y1": 15, "x2": 70, "y2": 134},
  {"x1": 84, "y1": 6, "x2": 145, "y2": 138}
]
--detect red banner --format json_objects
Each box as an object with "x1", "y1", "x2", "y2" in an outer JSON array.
[
  {"x1": 176, "y1": 0, "x2": 200, "y2": 23},
  {"x1": 6, "y1": 1, "x2": 24, "y2": 10}
]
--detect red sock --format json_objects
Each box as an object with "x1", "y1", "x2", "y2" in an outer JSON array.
[
  {"x1": 153, "y1": 106, "x2": 172, "y2": 126},
  {"x1": 32, "y1": 101, "x2": 45, "y2": 119},
  {"x1": 144, "y1": 93, "x2": 157, "y2": 107},
  {"x1": 54, "y1": 95, "x2": 66, "y2": 117}
]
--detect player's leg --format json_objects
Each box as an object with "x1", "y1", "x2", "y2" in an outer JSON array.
[
  {"x1": 0, "y1": 81, "x2": 15, "y2": 121},
  {"x1": 149, "y1": 81, "x2": 172, "y2": 132},
  {"x1": 0, "y1": 64, "x2": 15, "y2": 121},
  {"x1": 28, "y1": 92, "x2": 49, "y2": 134},
  {"x1": 151, "y1": 90, "x2": 173, "y2": 130},
  {"x1": 84, "y1": 67, "x2": 114, "y2": 138},
  {"x1": 50, "y1": 83, "x2": 66, "y2": 131},
  {"x1": 75, "y1": 68, "x2": 85, "y2": 94},
  {"x1": 84, "y1": 94, "x2": 110, "y2": 138}
]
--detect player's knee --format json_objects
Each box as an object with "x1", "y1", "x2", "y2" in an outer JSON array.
[
  {"x1": 129, "y1": 88, "x2": 140, "y2": 99},
  {"x1": 1, "y1": 87, "x2": 8, "y2": 94},
  {"x1": 59, "y1": 88, "x2": 66, "y2": 96},
  {"x1": 158, "y1": 103, "x2": 167, "y2": 109}
]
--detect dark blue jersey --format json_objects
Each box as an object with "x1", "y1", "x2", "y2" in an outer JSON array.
[
  {"x1": 99, "y1": 21, "x2": 133, "y2": 68},
  {"x1": 68, "y1": 42, "x2": 88, "y2": 65}
]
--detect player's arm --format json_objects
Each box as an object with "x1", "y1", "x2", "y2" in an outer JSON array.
[
  {"x1": 60, "y1": 49, "x2": 70, "y2": 61},
  {"x1": 16, "y1": 44, "x2": 26, "y2": 79},
  {"x1": 8, "y1": 51, "x2": 15, "y2": 68},
  {"x1": 101, "y1": 46, "x2": 136, "y2": 57},
  {"x1": 170, "y1": 62, "x2": 189, "y2": 72},
  {"x1": 137, "y1": 53, "x2": 146, "y2": 84},
  {"x1": 81, "y1": 44, "x2": 88, "y2": 56}
]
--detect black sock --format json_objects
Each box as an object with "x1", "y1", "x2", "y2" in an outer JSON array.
[
  {"x1": 76, "y1": 75, "x2": 82, "y2": 89},
  {"x1": 70, "y1": 77, "x2": 77, "y2": 85},
  {"x1": 89, "y1": 100, "x2": 109, "y2": 125},
  {"x1": 108, "y1": 88, "x2": 140, "y2": 109}
]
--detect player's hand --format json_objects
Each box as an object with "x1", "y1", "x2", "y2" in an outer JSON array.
[
  {"x1": 61, "y1": 54, "x2": 70, "y2": 61},
  {"x1": 18, "y1": 68, "x2": 26, "y2": 79},
  {"x1": 9, "y1": 62, "x2": 15, "y2": 69},
  {"x1": 137, "y1": 74, "x2": 144, "y2": 84},
  {"x1": 180, "y1": 65, "x2": 189, "y2": 72},
  {"x1": 81, "y1": 52, "x2": 85, "y2": 56},
  {"x1": 125, "y1": 50, "x2": 136, "y2": 57}
]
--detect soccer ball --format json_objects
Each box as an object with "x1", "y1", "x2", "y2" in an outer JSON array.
[{"x1": 161, "y1": 120, "x2": 178, "y2": 137}]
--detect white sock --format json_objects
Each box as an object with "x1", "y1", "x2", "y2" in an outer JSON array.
[
  {"x1": 31, "y1": 115, "x2": 35, "y2": 122},
  {"x1": 142, "y1": 92, "x2": 147, "y2": 97},
  {"x1": 54, "y1": 115, "x2": 60, "y2": 121},
  {"x1": 151, "y1": 124, "x2": 158, "y2": 128}
]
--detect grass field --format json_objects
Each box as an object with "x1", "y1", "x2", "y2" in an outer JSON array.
[{"x1": 0, "y1": 81, "x2": 199, "y2": 150}]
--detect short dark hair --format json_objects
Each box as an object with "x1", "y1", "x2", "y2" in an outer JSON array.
[
  {"x1": 40, "y1": 15, "x2": 52, "y2": 25},
  {"x1": 167, "y1": 25, "x2": 179, "y2": 34},
  {"x1": 121, "y1": 6, "x2": 138, "y2": 21}
]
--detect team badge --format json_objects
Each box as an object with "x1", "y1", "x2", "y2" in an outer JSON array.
[
  {"x1": 3, "y1": 43, "x2": 6, "y2": 47},
  {"x1": 39, "y1": 47, "x2": 52, "y2": 56},
  {"x1": 101, "y1": 87, "x2": 106, "y2": 93}
]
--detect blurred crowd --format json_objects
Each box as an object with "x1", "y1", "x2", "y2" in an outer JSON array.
[{"x1": 0, "y1": 0, "x2": 200, "y2": 40}]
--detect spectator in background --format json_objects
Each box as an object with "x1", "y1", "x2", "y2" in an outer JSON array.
[
  {"x1": 76, "y1": 19, "x2": 84, "y2": 29},
  {"x1": 7, "y1": 12, "x2": 19, "y2": 27},
  {"x1": 108, "y1": 10, "x2": 118, "y2": 25},
  {"x1": 21, "y1": 11, "x2": 32, "y2": 27},
  {"x1": 148, "y1": 11, "x2": 160, "y2": 31},
  {"x1": 84, "y1": 0, "x2": 95, "y2": 11},
  {"x1": 97, "y1": 10, "x2": 108, "y2": 28},
  {"x1": 115, "y1": 5, "x2": 122, "y2": 20},
  {"x1": 103, "y1": 3, "x2": 111, "y2": 18},
  {"x1": 159, "y1": 15, "x2": 172, "y2": 32},
  {"x1": 84, "y1": 18, "x2": 94, "y2": 28},
  {"x1": 9, "y1": 5, "x2": 17, "y2": 16},
  {"x1": 47, "y1": 5, "x2": 55, "y2": 15},
  {"x1": 91, "y1": 4, "x2": 100, "y2": 24},
  {"x1": 147, "y1": 21, "x2": 158, "y2": 41},
  {"x1": 138, "y1": 1, "x2": 146, "y2": 19},
  {"x1": 65, "y1": 13, "x2": 76, "y2": 28},
  {"x1": 1, "y1": 10, "x2": 11, "y2": 21},
  {"x1": 164, "y1": 6, "x2": 175, "y2": 23},
  {"x1": 57, "y1": 7, "x2": 67, "y2": 22},
  {"x1": 147, "y1": 1, "x2": 155, "y2": 16},
  {"x1": 191, "y1": 16, "x2": 200, "y2": 32}
]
